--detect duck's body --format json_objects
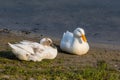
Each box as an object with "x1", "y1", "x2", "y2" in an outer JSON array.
[
  {"x1": 8, "y1": 38, "x2": 57, "y2": 62},
  {"x1": 60, "y1": 28, "x2": 89, "y2": 55}
]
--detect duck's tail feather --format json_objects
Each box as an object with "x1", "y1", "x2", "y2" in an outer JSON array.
[
  {"x1": 8, "y1": 42, "x2": 15, "y2": 49},
  {"x1": 8, "y1": 42, "x2": 22, "y2": 52}
]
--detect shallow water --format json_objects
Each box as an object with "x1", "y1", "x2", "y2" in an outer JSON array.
[{"x1": 0, "y1": 0, "x2": 120, "y2": 47}]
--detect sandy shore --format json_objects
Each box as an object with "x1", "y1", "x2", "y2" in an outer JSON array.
[{"x1": 0, "y1": 31, "x2": 119, "y2": 72}]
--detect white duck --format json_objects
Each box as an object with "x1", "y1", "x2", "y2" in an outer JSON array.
[
  {"x1": 60, "y1": 28, "x2": 89, "y2": 55},
  {"x1": 8, "y1": 38, "x2": 57, "y2": 62}
]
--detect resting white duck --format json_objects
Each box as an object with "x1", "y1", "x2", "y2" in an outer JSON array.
[
  {"x1": 60, "y1": 28, "x2": 89, "y2": 55},
  {"x1": 8, "y1": 38, "x2": 57, "y2": 62}
]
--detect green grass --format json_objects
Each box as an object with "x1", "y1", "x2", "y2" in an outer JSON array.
[{"x1": 0, "y1": 51, "x2": 120, "y2": 80}]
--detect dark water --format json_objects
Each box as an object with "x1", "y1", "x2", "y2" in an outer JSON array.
[{"x1": 0, "y1": 0, "x2": 120, "y2": 47}]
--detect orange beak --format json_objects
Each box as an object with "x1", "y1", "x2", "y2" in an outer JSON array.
[{"x1": 81, "y1": 34, "x2": 87, "y2": 42}]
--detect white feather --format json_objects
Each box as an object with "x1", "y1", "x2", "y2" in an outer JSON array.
[
  {"x1": 60, "y1": 28, "x2": 89, "y2": 55},
  {"x1": 8, "y1": 38, "x2": 57, "y2": 62}
]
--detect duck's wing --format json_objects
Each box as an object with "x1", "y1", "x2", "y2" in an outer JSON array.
[
  {"x1": 8, "y1": 43, "x2": 35, "y2": 60},
  {"x1": 62, "y1": 31, "x2": 73, "y2": 42},
  {"x1": 8, "y1": 43, "x2": 35, "y2": 55},
  {"x1": 65, "y1": 31, "x2": 73, "y2": 40},
  {"x1": 60, "y1": 31, "x2": 73, "y2": 49},
  {"x1": 20, "y1": 40, "x2": 39, "y2": 46},
  {"x1": 33, "y1": 46, "x2": 57, "y2": 60},
  {"x1": 8, "y1": 43, "x2": 45, "y2": 61},
  {"x1": 20, "y1": 40, "x2": 33, "y2": 44},
  {"x1": 20, "y1": 40, "x2": 43, "y2": 49}
]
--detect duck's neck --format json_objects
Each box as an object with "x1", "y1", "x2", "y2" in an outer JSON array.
[
  {"x1": 72, "y1": 36, "x2": 82, "y2": 45},
  {"x1": 70, "y1": 37, "x2": 81, "y2": 53}
]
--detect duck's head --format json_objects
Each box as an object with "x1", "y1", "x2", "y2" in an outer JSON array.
[
  {"x1": 40, "y1": 38, "x2": 56, "y2": 48},
  {"x1": 40, "y1": 38, "x2": 53, "y2": 46},
  {"x1": 73, "y1": 28, "x2": 87, "y2": 42}
]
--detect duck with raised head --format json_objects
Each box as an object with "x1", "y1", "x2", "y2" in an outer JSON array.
[
  {"x1": 8, "y1": 38, "x2": 57, "y2": 62},
  {"x1": 60, "y1": 28, "x2": 89, "y2": 55}
]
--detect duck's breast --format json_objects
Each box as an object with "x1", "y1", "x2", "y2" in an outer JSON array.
[{"x1": 72, "y1": 41, "x2": 89, "y2": 55}]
